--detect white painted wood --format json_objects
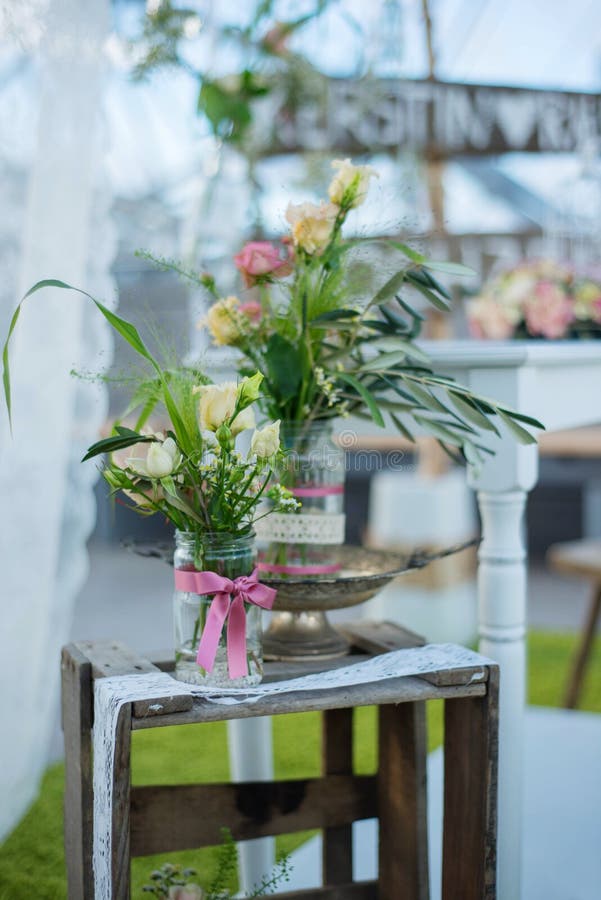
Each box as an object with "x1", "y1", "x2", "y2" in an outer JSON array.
[
  {"x1": 421, "y1": 339, "x2": 601, "y2": 900},
  {"x1": 227, "y1": 717, "x2": 275, "y2": 892}
]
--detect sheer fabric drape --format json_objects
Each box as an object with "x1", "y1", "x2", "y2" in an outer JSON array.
[{"x1": 0, "y1": 0, "x2": 115, "y2": 839}]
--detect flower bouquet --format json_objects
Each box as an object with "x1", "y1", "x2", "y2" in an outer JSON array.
[
  {"x1": 468, "y1": 259, "x2": 601, "y2": 341},
  {"x1": 150, "y1": 159, "x2": 542, "y2": 577},
  {"x1": 3, "y1": 286, "x2": 297, "y2": 685}
]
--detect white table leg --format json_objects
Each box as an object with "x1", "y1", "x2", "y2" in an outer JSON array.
[
  {"x1": 227, "y1": 717, "x2": 275, "y2": 892},
  {"x1": 476, "y1": 488, "x2": 528, "y2": 900}
]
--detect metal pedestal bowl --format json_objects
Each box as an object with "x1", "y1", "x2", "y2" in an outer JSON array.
[
  {"x1": 260, "y1": 542, "x2": 473, "y2": 661},
  {"x1": 127, "y1": 538, "x2": 475, "y2": 663}
]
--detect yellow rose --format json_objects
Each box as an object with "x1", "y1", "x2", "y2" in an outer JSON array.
[
  {"x1": 198, "y1": 382, "x2": 256, "y2": 435},
  {"x1": 328, "y1": 158, "x2": 378, "y2": 209},
  {"x1": 250, "y1": 420, "x2": 280, "y2": 458},
  {"x1": 285, "y1": 201, "x2": 338, "y2": 255},
  {"x1": 205, "y1": 296, "x2": 242, "y2": 346}
]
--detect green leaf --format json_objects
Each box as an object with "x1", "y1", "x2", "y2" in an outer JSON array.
[
  {"x1": 368, "y1": 339, "x2": 431, "y2": 365},
  {"x1": 496, "y1": 406, "x2": 545, "y2": 430},
  {"x1": 387, "y1": 241, "x2": 426, "y2": 264},
  {"x1": 420, "y1": 268, "x2": 451, "y2": 300},
  {"x1": 449, "y1": 391, "x2": 500, "y2": 435},
  {"x1": 360, "y1": 350, "x2": 412, "y2": 372},
  {"x1": 2, "y1": 280, "x2": 164, "y2": 429},
  {"x1": 413, "y1": 414, "x2": 464, "y2": 446},
  {"x1": 390, "y1": 412, "x2": 415, "y2": 442},
  {"x1": 81, "y1": 429, "x2": 152, "y2": 463},
  {"x1": 420, "y1": 260, "x2": 475, "y2": 278},
  {"x1": 1, "y1": 279, "x2": 198, "y2": 455},
  {"x1": 311, "y1": 308, "x2": 359, "y2": 324},
  {"x1": 336, "y1": 372, "x2": 385, "y2": 427},
  {"x1": 371, "y1": 269, "x2": 409, "y2": 305},
  {"x1": 160, "y1": 480, "x2": 204, "y2": 523},
  {"x1": 405, "y1": 271, "x2": 450, "y2": 311},
  {"x1": 94, "y1": 301, "x2": 157, "y2": 367},
  {"x1": 497, "y1": 410, "x2": 539, "y2": 445},
  {"x1": 264, "y1": 333, "x2": 302, "y2": 402},
  {"x1": 404, "y1": 381, "x2": 449, "y2": 414}
]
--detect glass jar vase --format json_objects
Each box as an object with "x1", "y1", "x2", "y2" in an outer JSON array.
[
  {"x1": 173, "y1": 531, "x2": 263, "y2": 687},
  {"x1": 256, "y1": 421, "x2": 346, "y2": 577}
]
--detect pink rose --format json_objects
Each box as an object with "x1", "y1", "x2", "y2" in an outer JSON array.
[
  {"x1": 238, "y1": 300, "x2": 262, "y2": 322},
  {"x1": 524, "y1": 281, "x2": 574, "y2": 339},
  {"x1": 234, "y1": 241, "x2": 292, "y2": 287}
]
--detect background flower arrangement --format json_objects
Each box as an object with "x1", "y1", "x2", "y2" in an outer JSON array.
[{"x1": 468, "y1": 259, "x2": 601, "y2": 341}]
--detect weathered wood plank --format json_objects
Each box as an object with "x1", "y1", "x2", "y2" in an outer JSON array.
[
  {"x1": 74, "y1": 640, "x2": 193, "y2": 719},
  {"x1": 442, "y1": 665, "x2": 499, "y2": 900},
  {"x1": 112, "y1": 703, "x2": 132, "y2": 900},
  {"x1": 420, "y1": 664, "x2": 489, "y2": 688},
  {"x1": 62, "y1": 644, "x2": 94, "y2": 900},
  {"x1": 130, "y1": 774, "x2": 377, "y2": 856},
  {"x1": 378, "y1": 702, "x2": 429, "y2": 900},
  {"x1": 132, "y1": 677, "x2": 487, "y2": 729},
  {"x1": 322, "y1": 708, "x2": 354, "y2": 884},
  {"x1": 337, "y1": 620, "x2": 425, "y2": 654},
  {"x1": 75, "y1": 640, "x2": 159, "y2": 677},
  {"x1": 274, "y1": 882, "x2": 377, "y2": 900}
]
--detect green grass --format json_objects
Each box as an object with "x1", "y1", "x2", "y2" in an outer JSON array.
[{"x1": 1, "y1": 631, "x2": 599, "y2": 899}]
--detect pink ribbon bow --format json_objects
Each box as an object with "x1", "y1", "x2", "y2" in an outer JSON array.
[{"x1": 174, "y1": 568, "x2": 277, "y2": 679}]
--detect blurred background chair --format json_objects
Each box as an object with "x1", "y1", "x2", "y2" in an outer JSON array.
[{"x1": 547, "y1": 539, "x2": 601, "y2": 708}]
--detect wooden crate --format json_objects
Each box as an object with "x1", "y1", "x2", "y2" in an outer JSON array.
[{"x1": 61, "y1": 621, "x2": 499, "y2": 900}]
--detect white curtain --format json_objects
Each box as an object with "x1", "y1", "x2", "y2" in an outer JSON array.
[{"x1": 0, "y1": 0, "x2": 115, "y2": 840}]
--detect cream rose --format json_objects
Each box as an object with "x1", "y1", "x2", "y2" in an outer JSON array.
[
  {"x1": 198, "y1": 382, "x2": 256, "y2": 435},
  {"x1": 127, "y1": 437, "x2": 180, "y2": 479},
  {"x1": 250, "y1": 420, "x2": 280, "y2": 458},
  {"x1": 328, "y1": 158, "x2": 378, "y2": 209},
  {"x1": 285, "y1": 201, "x2": 338, "y2": 255},
  {"x1": 205, "y1": 296, "x2": 242, "y2": 346}
]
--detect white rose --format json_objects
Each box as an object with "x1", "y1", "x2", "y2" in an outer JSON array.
[
  {"x1": 285, "y1": 201, "x2": 338, "y2": 255},
  {"x1": 127, "y1": 437, "x2": 179, "y2": 479},
  {"x1": 198, "y1": 382, "x2": 256, "y2": 435},
  {"x1": 231, "y1": 404, "x2": 255, "y2": 436},
  {"x1": 250, "y1": 420, "x2": 280, "y2": 458},
  {"x1": 328, "y1": 158, "x2": 378, "y2": 209}
]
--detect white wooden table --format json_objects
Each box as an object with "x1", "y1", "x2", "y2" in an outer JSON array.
[{"x1": 424, "y1": 339, "x2": 601, "y2": 900}]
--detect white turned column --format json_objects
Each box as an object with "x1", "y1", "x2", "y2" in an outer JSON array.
[
  {"x1": 227, "y1": 717, "x2": 275, "y2": 891},
  {"x1": 476, "y1": 489, "x2": 528, "y2": 900},
  {"x1": 464, "y1": 367, "x2": 539, "y2": 900}
]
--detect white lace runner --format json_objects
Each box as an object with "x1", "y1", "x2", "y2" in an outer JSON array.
[
  {"x1": 92, "y1": 644, "x2": 492, "y2": 899},
  {"x1": 254, "y1": 512, "x2": 346, "y2": 544}
]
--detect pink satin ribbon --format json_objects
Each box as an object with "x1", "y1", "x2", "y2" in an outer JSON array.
[
  {"x1": 257, "y1": 561, "x2": 342, "y2": 575},
  {"x1": 291, "y1": 485, "x2": 344, "y2": 498},
  {"x1": 174, "y1": 568, "x2": 277, "y2": 679}
]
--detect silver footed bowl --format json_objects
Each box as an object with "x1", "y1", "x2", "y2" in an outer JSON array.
[
  {"x1": 259, "y1": 541, "x2": 476, "y2": 612},
  {"x1": 126, "y1": 538, "x2": 477, "y2": 661}
]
